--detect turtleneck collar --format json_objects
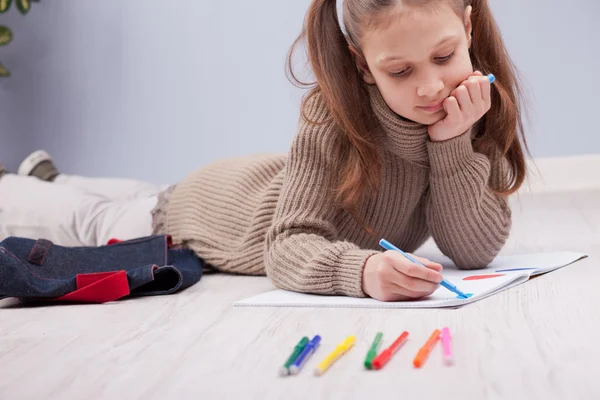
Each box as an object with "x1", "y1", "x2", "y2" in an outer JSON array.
[{"x1": 367, "y1": 84, "x2": 430, "y2": 167}]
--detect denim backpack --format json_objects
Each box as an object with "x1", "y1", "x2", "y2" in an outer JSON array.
[{"x1": 0, "y1": 235, "x2": 203, "y2": 303}]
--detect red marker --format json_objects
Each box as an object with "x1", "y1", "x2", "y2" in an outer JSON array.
[{"x1": 372, "y1": 331, "x2": 409, "y2": 370}]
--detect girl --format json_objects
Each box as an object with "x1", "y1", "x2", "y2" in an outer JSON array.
[{"x1": 0, "y1": 0, "x2": 528, "y2": 302}]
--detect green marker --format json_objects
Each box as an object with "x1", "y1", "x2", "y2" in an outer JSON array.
[
  {"x1": 364, "y1": 332, "x2": 383, "y2": 369},
  {"x1": 279, "y1": 336, "x2": 309, "y2": 376}
]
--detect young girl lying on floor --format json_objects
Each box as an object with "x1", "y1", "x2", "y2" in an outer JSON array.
[{"x1": 0, "y1": 0, "x2": 528, "y2": 302}]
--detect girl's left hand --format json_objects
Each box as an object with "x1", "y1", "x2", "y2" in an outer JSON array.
[{"x1": 428, "y1": 71, "x2": 492, "y2": 142}]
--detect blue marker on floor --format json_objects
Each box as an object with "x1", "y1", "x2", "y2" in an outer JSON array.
[
  {"x1": 289, "y1": 335, "x2": 321, "y2": 375},
  {"x1": 379, "y1": 239, "x2": 469, "y2": 299}
]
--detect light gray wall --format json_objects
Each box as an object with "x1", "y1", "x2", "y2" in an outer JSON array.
[
  {"x1": 489, "y1": 0, "x2": 600, "y2": 159},
  {"x1": 1, "y1": 0, "x2": 599, "y2": 184}
]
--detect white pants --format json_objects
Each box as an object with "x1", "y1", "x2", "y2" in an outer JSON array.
[{"x1": 0, "y1": 174, "x2": 165, "y2": 247}]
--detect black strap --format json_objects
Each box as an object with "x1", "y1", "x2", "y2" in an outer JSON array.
[{"x1": 28, "y1": 239, "x2": 53, "y2": 266}]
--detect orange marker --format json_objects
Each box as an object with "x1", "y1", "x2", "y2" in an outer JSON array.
[{"x1": 413, "y1": 329, "x2": 441, "y2": 368}]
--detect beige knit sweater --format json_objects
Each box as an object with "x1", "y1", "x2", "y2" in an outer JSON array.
[{"x1": 152, "y1": 84, "x2": 511, "y2": 298}]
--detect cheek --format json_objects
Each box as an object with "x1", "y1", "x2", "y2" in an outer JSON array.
[
  {"x1": 371, "y1": 74, "x2": 408, "y2": 109},
  {"x1": 382, "y1": 85, "x2": 413, "y2": 114},
  {"x1": 447, "y1": 56, "x2": 474, "y2": 89}
]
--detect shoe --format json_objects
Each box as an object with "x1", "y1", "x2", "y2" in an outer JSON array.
[
  {"x1": 0, "y1": 163, "x2": 8, "y2": 180},
  {"x1": 18, "y1": 150, "x2": 60, "y2": 182}
]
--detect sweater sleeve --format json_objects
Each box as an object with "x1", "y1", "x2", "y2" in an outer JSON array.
[
  {"x1": 425, "y1": 130, "x2": 512, "y2": 269},
  {"x1": 264, "y1": 95, "x2": 379, "y2": 297}
]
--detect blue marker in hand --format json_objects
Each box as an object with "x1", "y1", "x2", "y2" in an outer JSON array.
[{"x1": 379, "y1": 239, "x2": 469, "y2": 299}]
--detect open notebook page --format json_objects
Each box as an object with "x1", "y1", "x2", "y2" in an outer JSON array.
[{"x1": 234, "y1": 251, "x2": 587, "y2": 309}]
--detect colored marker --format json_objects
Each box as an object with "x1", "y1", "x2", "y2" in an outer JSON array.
[
  {"x1": 441, "y1": 327, "x2": 453, "y2": 365},
  {"x1": 364, "y1": 332, "x2": 383, "y2": 369},
  {"x1": 379, "y1": 239, "x2": 469, "y2": 299},
  {"x1": 487, "y1": 73, "x2": 496, "y2": 84},
  {"x1": 289, "y1": 335, "x2": 321, "y2": 375},
  {"x1": 278, "y1": 336, "x2": 309, "y2": 376},
  {"x1": 372, "y1": 331, "x2": 409, "y2": 370},
  {"x1": 413, "y1": 329, "x2": 441, "y2": 368},
  {"x1": 314, "y1": 335, "x2": 355, "y2": 376}
]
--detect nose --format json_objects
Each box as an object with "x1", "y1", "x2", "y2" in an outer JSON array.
[{"x1": 417, "y1": 78, "x2": 444, "y2": 98}]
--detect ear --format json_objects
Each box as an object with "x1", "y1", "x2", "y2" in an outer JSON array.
[
  {"x1": 349, "y1": 45, "x2": 376, "y2": 85},
  {"x1": 464, "y1": 5, "x2": 473, "y2": 48}
]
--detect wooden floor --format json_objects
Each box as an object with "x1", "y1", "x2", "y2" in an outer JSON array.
[{"x1": 1, "y1": 189, "x2": 599, "y2": 400}]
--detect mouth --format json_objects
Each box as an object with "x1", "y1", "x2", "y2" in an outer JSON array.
[{"x1": 417, "y1": 102, "x2": 444, "y2": 113}]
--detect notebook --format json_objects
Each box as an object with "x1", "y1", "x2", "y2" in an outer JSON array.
[{"x1": 234, "y1": 252, "x2": 588, "y2": 309}]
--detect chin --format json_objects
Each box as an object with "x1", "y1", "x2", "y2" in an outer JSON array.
[{"x1": 419, "y1": 112, "x2": 445, "y2": 126}]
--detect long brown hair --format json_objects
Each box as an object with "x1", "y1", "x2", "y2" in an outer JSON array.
[{"x1": 287, "y1": 0, "x2": 529, "y2": 226}]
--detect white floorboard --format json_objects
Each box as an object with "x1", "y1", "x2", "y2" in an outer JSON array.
[{"x1": 1, "y1": 189, "x2": 599, "y2": 400}]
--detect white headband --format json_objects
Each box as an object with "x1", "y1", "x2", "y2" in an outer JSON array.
[{"x1": 336, "y1": 0, "x2": 349, "y2": 37}]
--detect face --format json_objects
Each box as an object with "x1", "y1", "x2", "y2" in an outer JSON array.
[{"x1": 357, "y1": 2, "x2": 474, "y2": 125}]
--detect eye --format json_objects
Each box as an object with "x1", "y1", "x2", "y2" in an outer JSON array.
[
  {"x1": 390, "y1": 67, "x2": 412, "y2": 78},
  {"x1": 435, "y1": 52, "x2": 455, "y2": 63}
]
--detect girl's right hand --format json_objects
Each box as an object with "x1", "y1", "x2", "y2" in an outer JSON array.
[{"x1": 362, "y1": 251, "x2": 444, "y2": 302}]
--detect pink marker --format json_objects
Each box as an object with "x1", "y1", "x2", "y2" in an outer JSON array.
[{"x1": 441, "y1": 327, "x2": 453, "y2": 365}]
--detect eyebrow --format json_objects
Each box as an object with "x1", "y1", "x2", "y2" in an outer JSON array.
[{"x1": 376, "y1": 35, "x2": 459, "y2": 64}]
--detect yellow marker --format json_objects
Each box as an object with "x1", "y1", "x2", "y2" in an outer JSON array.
[{"x1": 314, "y1": 335, "x2": 356, "y2": 376}]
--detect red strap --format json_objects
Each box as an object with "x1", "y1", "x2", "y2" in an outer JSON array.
[
  {"x1": 55, "y1": 271, "x2": 130, "y2": 303},
  {"x1": 107, "y1": 238, "x2": 123, "y2": 245}
]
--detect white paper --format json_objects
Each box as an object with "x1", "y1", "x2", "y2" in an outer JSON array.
[{"x1": 234, "y1": 252, "x2": 587, "y2": 309}]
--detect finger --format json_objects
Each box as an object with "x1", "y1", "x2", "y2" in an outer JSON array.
[
  {"x1": 403, "y1": 263, "x2": 443, "y2": 284},
  {"x1": 459, "y1": 71, "x2": 484, "y2": 87},
  {"x1": 460, "y1": 71, "x2": 481, "y2": 85},
  {"x1": 380, "y1": 275, "x2": 436, "y2": 300},
  {"x1": 480, "y1": 77, "x2": 491, "y2": 106},
  {"x1": 443, "y1": 96, "x2": 460, "y2": 121},
  {"x1": 378, "y1": 265, "x2": 440, "y2": 300},
  {"x1": 386, "y1": 253, "x2": 443, "y2": 283},
  {"x1": 407, "y1": 254, "x2": 443, "y2": 272},
  {"x1": 394, "y1": 272, "x2": 440, "y2": 295},
  {"x1": 418, "y1": 261, "x2": 443, "y2": 272},
  {"x1": 376, "y1": 289, "x2": 423, "y2": 302},
  {"x1": 453, "y1": 85, "x2": 473, "y2": 112},
  {"x1": 466, "y1": 76, "x2": 483, "y2": 103},
  {"x1": 392, "y1": 286, "x2": 432, "y2": 300}
]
